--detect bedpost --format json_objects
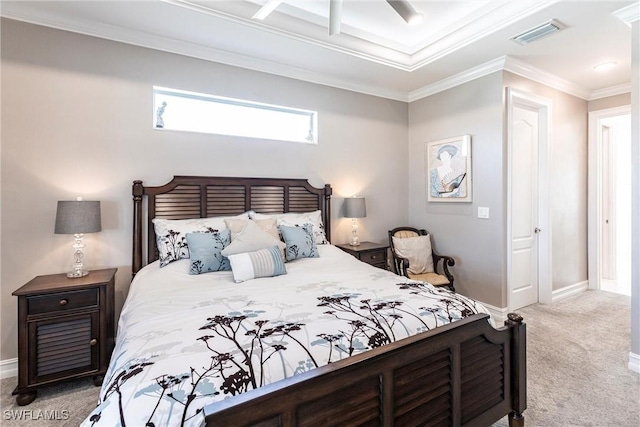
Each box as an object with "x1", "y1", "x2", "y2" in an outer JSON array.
[
  {"x1": 132, "y1": 180, "x2": 144, "y2": 278},
  {"x1": 506, "y1": 312, "x2": 526, "y2": 427},
  {"x1": 324, "y1": 184, "x2": 332, "y2": 242}
]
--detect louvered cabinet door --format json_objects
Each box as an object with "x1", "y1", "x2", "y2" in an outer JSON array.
[{"x1": 27, "y1": 311, "x2": 100, "y2": 384}]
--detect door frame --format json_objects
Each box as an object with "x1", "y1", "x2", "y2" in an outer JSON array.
[
  {"x1": 506, "y1": 87, "x2": 553, "y2": 309},
  {"x1": 588, "y1": 105, "x2": 632, "y2": 291}
]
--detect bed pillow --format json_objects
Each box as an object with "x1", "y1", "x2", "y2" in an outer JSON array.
[
  {"x1": 250, "y1": 210, "x2": 328, "y2": 244},
  {"x1": 227, "y1": 246, "x2": 287, "y2": 283},
  {"x1": 221, "y1": 219, "x2": 286, "y2": 257},
  {"x1": 153, "y1": 213, "x2": 249, "y2": 267},
  {"x1": 279, "y1": 224, "x2": 319, "y2": 261},
  {"x1": 224, "y1": 218, "x2": 279, "y2": 241},
  {"x1": 391, "y1": 234, "x2": 434, "y2": 274},
  {"x1": 185, "y1": 230, "x2": 231, "y2": 274}
]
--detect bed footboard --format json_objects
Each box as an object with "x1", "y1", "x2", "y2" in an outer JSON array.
[{"x1": 204, "y1": 313, "x2": 526, "y2": 427}]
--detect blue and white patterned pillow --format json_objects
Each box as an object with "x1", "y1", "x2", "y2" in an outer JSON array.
[
  {"x1": 227, "y1": 246, "x2": 287, "y2": 283},
  {"x1": 152, "y1": 213, "x2": 249, "y2": 267},
  {"x1": 185, "y1": 230, "x2": 231, "y2": 275},
  {"x1": 279, "y1": 224, "x2": 319, "y2": 261},
  {"x1": 250, "y1": 210, "x2": 329, "y2": 244}
]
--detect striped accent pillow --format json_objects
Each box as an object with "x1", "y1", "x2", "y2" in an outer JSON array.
[{"x1": 228, "y1": 246, "x2": 287, "y2": 283}]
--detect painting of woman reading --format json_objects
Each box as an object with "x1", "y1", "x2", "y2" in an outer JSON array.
[{"x1": 427, "y1": 135, "x2": 472, "y2": 202}]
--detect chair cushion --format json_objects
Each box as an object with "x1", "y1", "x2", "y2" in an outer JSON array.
[
  {"x1": 392, "y1": 234, "x2": 434, "y2": 274},
  {"x1": 408, "y1": 272, "x2": 450, "y2": 286},
  {"x1": 394, "y1": 230, "x2": 419, "y2": 239}
]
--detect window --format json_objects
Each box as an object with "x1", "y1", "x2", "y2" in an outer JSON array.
[{"x1": 153, "y1": 87, "x2": 317, "y2": 144}]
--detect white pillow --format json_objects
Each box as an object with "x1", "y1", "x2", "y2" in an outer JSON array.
[
  {"x1": 221, "y1": 220, "x2": 286, "y2": 257},
  {"x1": 250, "y1": 210, "x2": 328, "y2": 244},
  {"x1": 152, "y1": 213, "x2": 249, "y2": 267},
  {"x1": 224, "y1": 218, "x2": 279, "y2": 241},
  {"x1": 392, "y1": 234, "x2": 434, "y2": 274}
]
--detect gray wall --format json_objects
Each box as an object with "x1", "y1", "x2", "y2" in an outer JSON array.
[
  {"x1": 588, "y1": 93, "x2": 632, "y2": 112},
  {"x1": 0, "y1": 19, "x2": 409, "y2": 361},
  {"x1": 630, "y1": 20, "x2": 639, "y2": 362},
  {"x1": 408, "y1": 71, "x2": 589, "y2": 308},
  {"x1": 408, "y1": 72, "x2": 506, "y2": 306}
]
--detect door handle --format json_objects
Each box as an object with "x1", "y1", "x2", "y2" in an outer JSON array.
[{"x1": 534, "y1": 227, "x2": 541, "y2": 233}]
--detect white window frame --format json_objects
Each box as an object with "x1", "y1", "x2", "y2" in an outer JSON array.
[{"x1": 153, "y1": 86, "x2": 318, "y2": 144}]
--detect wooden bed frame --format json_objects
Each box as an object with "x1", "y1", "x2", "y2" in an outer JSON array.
[{"x1": 132, "y1": 175, "x2": 526, "y2": 427}]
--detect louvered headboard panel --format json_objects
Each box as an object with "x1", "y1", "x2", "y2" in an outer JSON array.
[{"x1": 132, "y1": 176, "x2": 332, "y2": 275}]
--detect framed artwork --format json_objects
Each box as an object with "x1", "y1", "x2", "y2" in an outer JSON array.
[{"x1": 426, "y1": 134, "x2": 472, "y2": 202}]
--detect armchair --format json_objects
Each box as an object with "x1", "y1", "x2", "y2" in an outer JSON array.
[{"x1": 388, "y1": 226, "x2": 455, "y2": 292}]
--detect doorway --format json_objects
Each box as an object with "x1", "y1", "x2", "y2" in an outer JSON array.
[
  {"x1": 588, "y1": 107, "x2": 632, "y2": 296},
  {"x1": 506, "y1": 88, "x2": 553, "y2": 310}
]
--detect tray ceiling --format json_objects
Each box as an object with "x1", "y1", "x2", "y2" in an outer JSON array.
[{"x1": 1, "y1": 0, "x2": 637, "y2": 101}]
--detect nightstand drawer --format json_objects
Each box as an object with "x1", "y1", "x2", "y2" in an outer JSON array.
[
  {"x1": 360, "y1": 250, "x2": 387, "y2": 266},
  {"x1": 27, "y1": 288, "x2": 98, "y2": 315},
  {"x1": 336, "y1": 242, "x2": 390, "y2": 271}
]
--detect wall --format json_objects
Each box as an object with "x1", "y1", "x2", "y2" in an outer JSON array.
[
  {"x1": 630, "y1": 19, "x2": 639, "y2": 368},
  {"x1": 408, "y1": 70, "x2": 589, "y2": 308},
  {"x1": 408, "y1": 72, "x2": 505, "y2": 307},
  {"x1": 0, "y1": 19, "x2": 409, "y2": 362},
  {"x1": 588, "y1": 93, "x2": 632, "y2": 112},
  {"x1": 502, "y1": 72, "x2": 589, "y2": 293}
]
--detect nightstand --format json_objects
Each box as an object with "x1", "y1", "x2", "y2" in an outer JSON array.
[
  {"x1": 336, "y1": 242, "x2": 389, "y2": 270},
  {"x1": 12, "y1": 268, "x2": 116, "y2": 406}
]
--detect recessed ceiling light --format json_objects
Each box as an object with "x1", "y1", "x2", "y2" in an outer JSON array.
[{"x1": 593, "y1": 62, "x2": 617, "y2": 72}]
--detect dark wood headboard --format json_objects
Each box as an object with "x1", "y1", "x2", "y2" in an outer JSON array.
[{"x1": 132, "y1": 176, "x2": 332, "y2": 275}]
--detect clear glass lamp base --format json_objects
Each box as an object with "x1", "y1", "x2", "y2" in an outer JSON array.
[
  {"x1": 349, "y1": 219, "x2": 361, "y2": 246},
  {"x1": 67, "y1": 269, "x2": 89, "y2": 278},
  {"x1": 67, "y1": 239, "x2": 89, "y2": 278}
]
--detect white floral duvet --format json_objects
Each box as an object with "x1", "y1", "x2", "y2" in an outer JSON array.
[{"x1": 81, "y1": 245, "x2": 491, "y2": 427}]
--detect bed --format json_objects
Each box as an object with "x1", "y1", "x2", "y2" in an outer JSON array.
[{"x1": 82, "y1": 175, "x2": 526, "y2": 427}]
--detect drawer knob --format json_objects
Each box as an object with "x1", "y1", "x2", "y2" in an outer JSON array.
[
  {"x1": 59, "y1": 299, "x2": 69, "y2": 306},
  {"x1": 90, "y1": 339, "x2": 97, "y2": 346},
  {"x1": 371, "y1": 255, "x2": 377, "y2": 259}
]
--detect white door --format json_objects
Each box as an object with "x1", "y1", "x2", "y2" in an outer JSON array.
[
  {"x1": 510, "y1": 103, "x2": 540, "y2": 310},
  {"x1": 601, "y1": 125, "x2": 617, "y2": 280}
]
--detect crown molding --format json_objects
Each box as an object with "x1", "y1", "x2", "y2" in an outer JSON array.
[
  {"x1": 502, "y1": 56, "x2": 592, "y2": 100},
  {"x1": 589, "y1": 82, "x2": 632, "y2": 100},
  {"x1": 166, "y1": 0, "x2": 414, "y2": 71},
  {"x1": 408, "y1": 57, "x2": 506, "y2": 102},
  {"x1": 0, "y1": 5, "x2": 409, "y2": 102},
  {"x1": 613, "y1": 3, "x2": 640, "y2": 26},
  {"x1": 408, "y1": 55, "x2": 596, "y2": 103}
]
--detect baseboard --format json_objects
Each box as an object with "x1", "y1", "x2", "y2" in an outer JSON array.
[
  {"x1": 552, "y1": 280, "x2": 589, "y2": 303},
  {"x1": 0, "y1": 358, "x2": 18, "y2": 379},
  {"x1": 480, "y1": 302, "x2": 509, "y2": 325},
  {"x1": 629, "y1": 352, "x2": 640, "y2": 374}
]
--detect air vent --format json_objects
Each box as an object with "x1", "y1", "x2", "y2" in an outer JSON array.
[{"x1": 510, "y1": 19, "x2": 564, "y2": 45}]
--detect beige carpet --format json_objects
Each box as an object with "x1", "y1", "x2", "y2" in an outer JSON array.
[{"x1": 1, "y1": 290, "x2": 638, "y2": 426}]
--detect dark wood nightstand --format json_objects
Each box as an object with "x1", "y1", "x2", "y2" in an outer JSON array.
[
  {"x1": 12, "y1": 268, "x2": 116, "y2": 405},
  {"x1": 336, "y1": 242, "x2": 389, "y2": 270}
]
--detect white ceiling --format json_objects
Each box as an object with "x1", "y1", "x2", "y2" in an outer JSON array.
[{"x1": 2, "y1": 0, "x2": 638, "y2": 101}]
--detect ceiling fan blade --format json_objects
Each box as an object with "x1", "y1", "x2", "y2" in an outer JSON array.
[
  {"x1": 386, "y1": 0, "x2": 423, "y2": 25},
  {"x1": 252, "y1": 0, "x2": 283, "y2": 21},
  {"x1": 329, "y1": 0, "x2": 343, "y2": 36}
]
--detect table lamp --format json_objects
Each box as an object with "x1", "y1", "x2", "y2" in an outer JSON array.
[{"x1": 344, "y1": 196, "x2": 366, "y2": 246}]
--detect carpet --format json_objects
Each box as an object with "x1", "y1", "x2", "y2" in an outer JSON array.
[{"x1": 1, "y1": 290, "x2": 638, "y2": 426}]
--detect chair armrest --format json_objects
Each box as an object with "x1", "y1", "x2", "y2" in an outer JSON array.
[
  {"x1": 432, "y1": 252, "x2": 455, "y2": 284},
  {"x1": 392, "y1": 255, "x2": 410, "y2": 278}
]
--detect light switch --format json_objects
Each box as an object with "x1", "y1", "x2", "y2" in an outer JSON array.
[{"x1": 478, "y1": 207, "x2": 490, "y2": 219}]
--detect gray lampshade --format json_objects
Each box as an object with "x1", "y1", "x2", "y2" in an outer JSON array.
[
  {"x1": 55, "y1": 201, "x2": 102, "y2": 234},
  {"x1": 344, "y1": 197, "x2": 367, "y2": 218}
]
